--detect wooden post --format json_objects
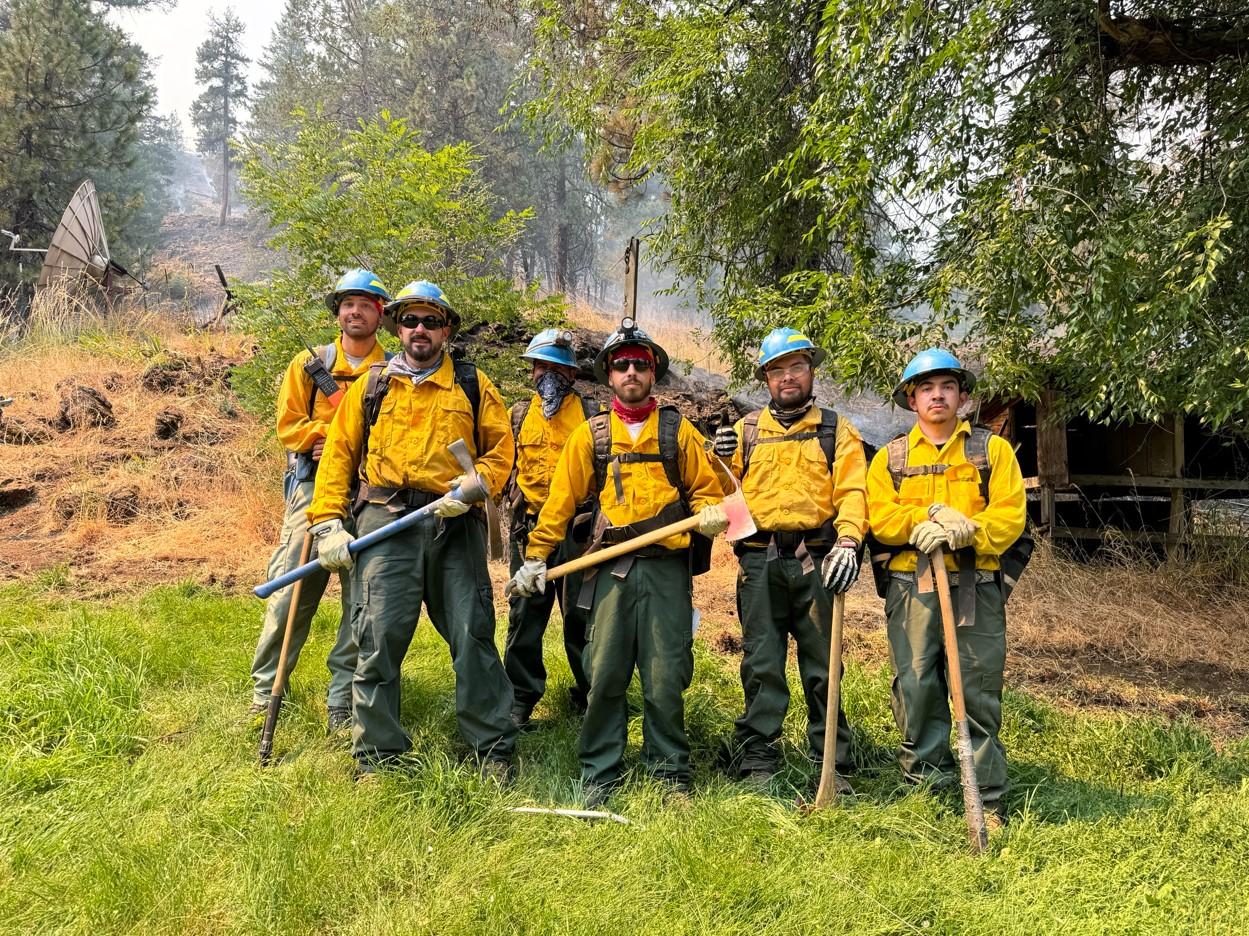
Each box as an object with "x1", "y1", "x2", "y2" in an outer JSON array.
[
  {"x1": 1168, "y1": 414, "x2": 1187, "y2": 560},
  {"x1": 622, "y1": 238, "x2": 639, "y2": 321},
  {"x1": 1035, "y1": 389, "x2": 1068, "y2": 540}
]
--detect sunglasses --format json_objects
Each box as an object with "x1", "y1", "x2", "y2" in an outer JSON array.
[
  {"x1": 396, "y1": 312, "x2": 447, "y2": 330},
  {"x1": 609, "y1": 358, "x2": 653, "y2": 373}
]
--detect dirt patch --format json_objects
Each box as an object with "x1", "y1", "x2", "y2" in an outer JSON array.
[
  {"x1": 154, "y1": 408, "x2": 183, "y2": 439},
  {"x1": 0, "y1": 486, "x2": 36, "y2": 513},
  {"x1": 0, "y1": 415, "x2": 52, "y2": 444},
  {"x1": 55, "y1": 381, "x2": 115, "y2": 430},
  {"x1": 141, "y1": 352, "x2": 231, "y2": 395}
]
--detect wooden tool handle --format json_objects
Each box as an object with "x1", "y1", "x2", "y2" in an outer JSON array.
[
  {"x1": 932, "y1": 546, "x2": 989, "y2": 853},
  {"x1": 546, "y1": 515, "x2": 701, "y2": 581},
  {"x1": 813, "y1": 591, "x2": 846, "y2": 808}
]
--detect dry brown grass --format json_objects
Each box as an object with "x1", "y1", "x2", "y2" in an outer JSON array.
[
  {"x1": 0, "y1": 305, "x2": 281, "y2": 593},
  {"x1": 567, "y1": 301, "x2": 728, "y2": 377}
]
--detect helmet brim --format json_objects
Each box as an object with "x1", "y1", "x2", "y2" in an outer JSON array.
[
  {"x1": 891, "y1": 368, "x2": 976, "y2": 408},
  {"x1": 754, "y1": 346, "x2": 825, "y2": 381}
]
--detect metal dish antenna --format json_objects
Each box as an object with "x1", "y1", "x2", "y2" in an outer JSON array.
[{"x1": 35, "y1": 180, "x2": 129, "y2": 288}]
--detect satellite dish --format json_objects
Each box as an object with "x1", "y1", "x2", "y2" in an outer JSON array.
[{"x1": 36, "y1": 180, "x2": 129, "y2": 289}]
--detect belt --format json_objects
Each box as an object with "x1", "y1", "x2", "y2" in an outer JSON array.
[
  {"x1": 890, "y1": 569, "x2": 997, "y2": 585},
  {"x1": 354, "y1": 483, "x2": 440, "y2": 514}
]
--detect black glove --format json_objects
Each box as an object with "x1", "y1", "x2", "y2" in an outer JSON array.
[{"x1": 713, "y1": 425, "x2": 738, "y2": 458}]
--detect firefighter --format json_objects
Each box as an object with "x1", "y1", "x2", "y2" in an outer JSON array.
[
  {"x1": 309, "y1": 280, "x2": 517, "y2": 781},
  {"x1": 867, "y1": 348, "x2": 1026, "y2": 828},
  {"x1": 713, "y1": 327, "x2": 868, "y2": 791},
  {"x1": 506, "y1": 320, "x2": 726, "y2": 804},
  {"x1": 248, "y1": 268, "x2": 389, "y2": 733},
  {"x1": 502, "y1": 329, "x2": 596, "y2": 727}
]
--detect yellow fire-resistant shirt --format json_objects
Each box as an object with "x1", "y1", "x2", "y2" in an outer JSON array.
[
  {"x1": 867, "y1": 420, "x2": 1026, "y2": 572},
  {"x1": 729, "y1": 407, "x2": 869, "y2": 543},
  {"x1": 275, "y1": 336, "x2": 388, "y2": 453},
  {"x1": 308, "y1": 354, "x2": 514, "y2": 525},
  {"x1": 513, "y1": 392, "x2": 593, "y2": 513},
  {"x1": 525, "y1": 409, "x2": 724, "y2": 560}
]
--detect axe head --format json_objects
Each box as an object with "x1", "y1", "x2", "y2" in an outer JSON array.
[
  {"x1": 722, "y1": 489, "x2": 756, "y2": 541},
  {"x1": 448, "y1": 439, "x2": 487, "y2": 503}
]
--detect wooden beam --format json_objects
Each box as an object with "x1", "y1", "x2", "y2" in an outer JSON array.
[
  {"x1": 1051, "y1": 527, "x2": 1247, "y2": 546},
  {"x1": 1035, "y1": 388, "x2": 1068, "y2": 486},
  {"x1": 1067, "y1": 473, "x2": 1249, "y2": 492}
]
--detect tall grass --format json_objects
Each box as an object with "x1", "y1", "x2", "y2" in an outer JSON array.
[
  {"x1": 0, "y1": 279, "x2": 168, "y2": 354},
  {"x1": 1, "y1": 581, "x2": 1247, "y2": 933}
]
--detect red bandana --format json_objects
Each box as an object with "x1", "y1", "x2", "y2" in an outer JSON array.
[
  {"x1": 610, "y1": 344, "x2": 655, "y2": 365},
  {"x1": 612, "y1": 396, "x2": 657, "y2": 424}
]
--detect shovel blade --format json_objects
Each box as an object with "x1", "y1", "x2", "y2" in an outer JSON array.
[{"x1": 722, "y1": 490, "x2": 756, "y2": 541}]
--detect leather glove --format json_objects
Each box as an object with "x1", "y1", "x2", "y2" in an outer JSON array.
[
  {"x1": 909, "y1": 520, "x2": 949, "y2": 555},
  {"x1": 929, "y1": 503, "x2": 978, "y2": 550},
  {"x1": 310, "y1": 519, "x2": 355, "y2": 571},
  {"x1": 712, "y1": 425, "x2": 738, "y2": 458},
  {"x1": 821, "y1": 541, "x2": 860, "y2": 594},
  {"x1": 696, "y1": 503, "x2": 729, "y2": 536},
  {"x1": 507, "y1": 558, "x2": 547, "y2": 597},
  {"x1": 434, "y1": 475, "x2": 472, "y2": 518}
]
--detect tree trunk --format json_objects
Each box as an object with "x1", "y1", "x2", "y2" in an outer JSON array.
[
  {"x1": 554, "y1": 156, "x2": 570, "y2": 293},
  {"x1": 220, "y1": 81, "x2": 230, "y2": 226}
]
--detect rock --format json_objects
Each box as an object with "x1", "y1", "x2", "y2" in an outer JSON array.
[{"x1": 55, "y1": 382, "x2": 115, "y2": 431}]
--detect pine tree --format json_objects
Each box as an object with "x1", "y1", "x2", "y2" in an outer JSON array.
[
  {"x1": 0, "y1": 0, "x2": 154, "y2": 283},
  {"x1": 191, "y1": 9, "x2": 248, "y2": 225}
]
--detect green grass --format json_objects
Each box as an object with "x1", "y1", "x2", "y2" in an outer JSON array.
[{"x1": 1, "y1": 579, "x2": 1247, "y2": 934}]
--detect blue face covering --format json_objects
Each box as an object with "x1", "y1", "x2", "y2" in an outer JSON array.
[{"x1": 536, "y1": 370, "x2": 574, "y2": 418}]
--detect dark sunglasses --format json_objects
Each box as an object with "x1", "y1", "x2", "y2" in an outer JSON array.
[
  {"x1": 396, "y1": 312, "x2": 447, "y2": 330},
  {"x1": 609, "y1": 358, "x2": 653, "y2": 373}
]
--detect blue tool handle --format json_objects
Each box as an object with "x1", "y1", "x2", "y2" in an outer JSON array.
[{"x1": 253, "y1": 487, "x2": 467, "y2": 599}]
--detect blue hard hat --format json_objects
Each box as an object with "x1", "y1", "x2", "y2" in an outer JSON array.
[
  {"x1": 523, "y1": 328, "x2": 578, "y2": 368},
  {"x1": 382, "y1": 279, "x2": 460, "y2": 335},
  {"x1": 892, "y1": 347, "x2": 976, "y2": 407},
  {"x1": 754, "y1": 327, "x2": 827, "y2": 380},
  {"x1": 592, "y1": 317, "x2": 670, "y2": 385},
  {"x1": 324, "y1": 268, "x2": 390, "y2": 312}
]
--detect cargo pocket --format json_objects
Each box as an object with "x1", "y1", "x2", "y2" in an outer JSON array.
[{"x1": 352, "y1": 581, "x2": 374, "y2": 656}]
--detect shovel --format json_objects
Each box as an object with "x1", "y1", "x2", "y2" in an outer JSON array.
[
  {"x1": 542, "y1": 486, "x2": 756, "y2": 585},
  {"x1": 932, "y1": 545, "x2": 989, "y2": 854},
  {"x1": 254, "y1": 439, "x2": 487, "y2": 599}
]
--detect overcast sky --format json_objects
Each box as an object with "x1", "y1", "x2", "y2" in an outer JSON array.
[{"x1": 110, "y1": 0, "x2": 286, "y2": 141}]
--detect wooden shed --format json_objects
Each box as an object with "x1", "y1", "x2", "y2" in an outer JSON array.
[{"x1": 977, "y1": 390, "x2": 1249, "y2": 553}]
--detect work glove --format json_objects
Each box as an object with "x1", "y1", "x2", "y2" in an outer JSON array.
[
  {"x1": 909, "y1": 520, "x2": 949, "y2": 556},
  {"x1": 929, "y1": 503, "x2": 979, "y2": 550},
  {"x1": 433, "y1": 475, "x2": 472, "y2": 518},
  {"x1": 507, "y1": 558, "x2": 547, "y2": 597},
  {"x1": 712, "y1": 425, "x2": 738, "y2": 458},
  {"x1": 310, "y1": 519, "x2": 355, "y2": 571},
  {"x1": 821, "y1": 539, "x2": 860, "y2": 594},
  {"x1": 696, "y1": 503, "x2": 730, "y2": 537}
]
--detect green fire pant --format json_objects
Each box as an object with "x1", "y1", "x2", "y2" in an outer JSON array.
[
  {"x1": 503, "y1": 513, "x2": 589, "y2": 717},
  {"x1": 733, "y1": 549, "x2": 852, "y2": 774},
  {"x1": 250, "y1": 479, "x2": 356, "y2": 708},
  {"x1": 579, "y1": 551, "x2": 694, "y2": 788},
  {"x1": 350, "y1": 504, "x2": 517, "y2": 765},
  {"x1": 884, "y1": 576, "x2": 1008, "y2": 806}
]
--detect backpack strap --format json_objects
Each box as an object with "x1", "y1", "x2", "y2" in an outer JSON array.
[
  {"x1": 452, "y1": 359, "x2": 481, "y2": 429},
  {"x1": 885, "y1": 434, "x2": 912, "y2": 490},
  {"x1": 739, "y1": 411, "x2": 762, "y2": 477},
  {"x1": 740, "y1": 407, "x2": 839, "y2": 477},
  {"x1": 358, "y1": 362, "x2": 392, "y2": 482},
  {"x1": 589, "y1": 406, "x2": 687, "y2": 505},
  {"x1": 510, "y1": 398, "x2": 531, "y2": 440},
  {"x1": 965, "y1": 426, "x2": 993, "y2": 505}
]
